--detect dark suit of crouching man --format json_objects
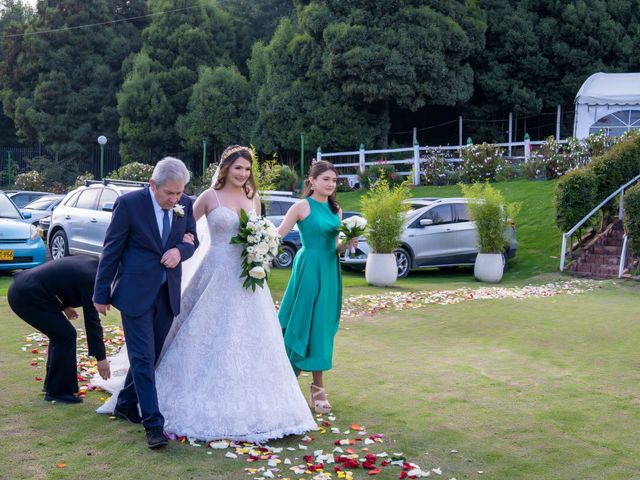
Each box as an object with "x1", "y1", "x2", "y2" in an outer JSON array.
[{"x1": 8, "y1": 255, "x2": 110, "y2": 403}]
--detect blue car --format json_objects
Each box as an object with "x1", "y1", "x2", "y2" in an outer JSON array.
[{"x1": 0, "y1": 192, "x2": 46, "y2": 271}]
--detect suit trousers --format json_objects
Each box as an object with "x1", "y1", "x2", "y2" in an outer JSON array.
[
  {"x1": 8, "y1": 284, "x2": 78, "y2": 396},
  {"x1": 116, "y1": 283, "x2": 173, "y2": 429}
]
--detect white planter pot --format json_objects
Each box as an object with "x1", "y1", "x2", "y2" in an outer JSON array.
[
  {"x1": 365, "y1": 253, "x2": 398, "y2": 287},
  {"x1": 474, "y1": 253, "x2": 504, "y2": 283}
]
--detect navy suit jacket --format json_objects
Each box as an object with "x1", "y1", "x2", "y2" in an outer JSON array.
[{"x1": 93, "y1": 187, "x2": 198, "y2": 317}]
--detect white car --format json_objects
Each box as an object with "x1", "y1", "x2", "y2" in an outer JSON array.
[
  {"x1": 20, "y1": 194, "x2": 65, "y2": 225},
  {"x1": 341, "y1": 197, "x2": 517, "y2": 278}
]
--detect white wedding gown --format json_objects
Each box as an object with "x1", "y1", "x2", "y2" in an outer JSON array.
[{"x1": 92, "y1": 203, "x2": 317, "y2": 442}]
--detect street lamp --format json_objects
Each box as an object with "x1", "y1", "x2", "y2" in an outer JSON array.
[{"x1": 97, "y1": 135, "x2": 107, "y2": 179}]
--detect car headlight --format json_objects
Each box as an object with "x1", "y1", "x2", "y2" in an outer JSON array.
[{"x1": 29, "y1": 224, "x2": 39, "y2": 240}]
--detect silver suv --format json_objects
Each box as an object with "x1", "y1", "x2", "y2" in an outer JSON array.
[
  {"x1": 48, "y1": 179, "x2": 146, "y2": 260},
  {"x1": 341, "y1": 197, "x2": 517, "y2": 277}
]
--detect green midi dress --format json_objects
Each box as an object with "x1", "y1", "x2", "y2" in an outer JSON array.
[{"x1": 278, "y1": 197, "x2": 343, "y2": 373}]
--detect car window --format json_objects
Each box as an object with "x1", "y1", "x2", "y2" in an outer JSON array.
[
  {"x1": 422, "y1": 205, "x2": 453, "y2": 225},
  {"x1": 453, "y1": 203, "x2": 470, "y2": 222},
  {"x1": 99, "y1": 188, "x2": 118, "y2": 206},
  {"x1": 24, "y1": 198, "x2": 55, "y2": 210},
  {"x1": 75, "y1": 188, "x2": 102, "y2": 210},
  {"x1": 280, "y1": 201, "x2": 294, "y2": 214},
  {"x1": 64, "y1": 191, "x2": 81, "y2": 207},
  {"x1": 266, "y1": 201, "x2": 282, "y2": 216},
  {"x1": 0, "y1": 194, "x2": 22, "y2": 219}
]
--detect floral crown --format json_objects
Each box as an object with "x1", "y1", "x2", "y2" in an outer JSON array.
[{"x1": 221, "y1": 145, "x2": 252, "y2": 163}]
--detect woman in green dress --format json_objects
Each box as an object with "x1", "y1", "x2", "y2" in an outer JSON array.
[{"x1": 277, "y1": 160, "x2": 355, "y2": 414}]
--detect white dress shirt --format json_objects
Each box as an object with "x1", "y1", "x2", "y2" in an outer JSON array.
[{"x1": 149, "y1": 188, "x2": 172, "y2": 239}]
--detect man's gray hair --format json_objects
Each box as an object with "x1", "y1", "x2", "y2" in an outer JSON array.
[{"x1": 151, "y1": 157, "x2": 190, "y2": 186}]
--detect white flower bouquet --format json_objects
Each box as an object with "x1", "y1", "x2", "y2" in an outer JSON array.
[
  {"x1": 230, "y1": 209, "x2": 282, "y2": 291},
  {"x1": 338, "y1": 215, "x2": 367, "y2": 258}
]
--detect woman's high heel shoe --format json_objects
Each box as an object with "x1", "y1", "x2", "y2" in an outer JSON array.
[{"x1": 310, "y1": 383, "x2": 332, "y2": 414}]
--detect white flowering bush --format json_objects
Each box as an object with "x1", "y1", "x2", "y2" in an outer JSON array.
[
  {"x1": 421, "y1": 148, "x2": 461, "y2": 186},
  {"x1": 230, "y1": 209, "x2": 282, "y2": 290},
  {"x1": 14, "y1": 170, "x2": 45, "y2": 191},
  {"x1": 461, "y1": 143, "x2": 507, "y2": 182},
  {"x1": 108, "y1": 162, "x2": 155, "y2": 181}
]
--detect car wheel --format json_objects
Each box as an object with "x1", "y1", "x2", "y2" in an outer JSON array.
[
  {"x1": 50, "y1": 230, "x2": 69, "y2": 260},
  {"x1": 274, "y1": 245, "x2": 296, "y2": 268},
  {"x1": 501, "y1": 250, "x2": 509, "y2": 272},
  {"x1": 394, "y1": 248, "x2": 411, "y2": 278}
]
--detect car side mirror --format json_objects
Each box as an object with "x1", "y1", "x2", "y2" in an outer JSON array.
[
  {"x1": 419, "y1": 218, "x2": 433, "y2": 227},
  {"x1": 22, "y1": 211, "x2": 32, "y2": 219},
  {"x1": 101, "y1": 202, "x2": 114, "y2": 212}
]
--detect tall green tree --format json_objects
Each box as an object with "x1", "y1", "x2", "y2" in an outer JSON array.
[
  {"x1": 176, "y1": 65, "x2": 252, "y2": 151},
  {"x1": 117, "y1": 0, "x2": 236, "y2": 162},
  {"x1": 0, "y1": 1, "x2": 33, "y2": 145},
  {"x1": 250, "y1": 18, "x2": 380, "y2": 154},
  {"x1": 468, "y1": 0, "x2": 640, "y2": 139},
  {"x1": 218, "y1": 0, "x2": 295, "y2": 72},
  {"x1": 0, "y1": 0, "x2": 147, "y2": 158},
  {"x1": 297, "y1": 0, "x2": 486, "y2": 147}
]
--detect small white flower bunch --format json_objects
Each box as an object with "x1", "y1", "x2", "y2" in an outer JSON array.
[
  {"x1": 230, "y1": 209, "x2": 282, "y2": 291},
  {"x1": 338, "y1": 215, "x2": 367, "y2": 258},
  {"x1": 172, "y1": 204, "x2": 185, "y2": 217}
]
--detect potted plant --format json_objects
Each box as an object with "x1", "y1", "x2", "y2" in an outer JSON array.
[
  {"x1": 360, "y1": 176, "x2": 411, "y2": 286},
  {"x1": 461, "y1": 182, "x2": 520, "y2": 283}
]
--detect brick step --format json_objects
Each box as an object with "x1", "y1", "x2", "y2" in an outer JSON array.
[
  {"x1": 569, "y1": 262, "x2": 619, "y2": 275},
  {"x1": 598, "y1": 238, "x2": 624, "y2": 247},
  {"x1": 582, "y1": 254, "x2": 623, "y2": 266},
  {"x1": 589, "y1": 245, "x2": 623, "y2": 255},
  {"x1": 568, "y1": 270, "x2": 616, "y2": 280}
]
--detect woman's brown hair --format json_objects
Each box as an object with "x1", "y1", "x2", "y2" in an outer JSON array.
[
  {"x1": 302, "y1": 160, "x2": 340, "y2": 213},
  {"x1": 213, "y1": 145, "x2": 257, "y2": 198}
]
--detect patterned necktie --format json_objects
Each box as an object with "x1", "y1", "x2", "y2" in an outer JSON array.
[{"x1": 161, "y1": 209, "x2": 170, "y2": 247}]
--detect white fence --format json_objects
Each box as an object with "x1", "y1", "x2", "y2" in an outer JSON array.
[{"x1": 318, "y1": 138, "x2": 567, "y2": 186}]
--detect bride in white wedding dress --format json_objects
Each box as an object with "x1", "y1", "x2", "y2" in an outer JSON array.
[{"x1": 93, "y1": 146, "x2": 317, "y2": 442}]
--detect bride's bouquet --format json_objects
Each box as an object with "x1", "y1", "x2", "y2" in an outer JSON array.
[
  {"x1": 230, "y1": 209, "x2": 282, "y2": 291},
  {"x1": 338, "y1": 215, "x2": 367, "y2": 258}
]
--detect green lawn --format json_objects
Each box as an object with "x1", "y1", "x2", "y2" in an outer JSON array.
[{"x1": 2, "y1": 281, "x2": 640, "y2": 479}]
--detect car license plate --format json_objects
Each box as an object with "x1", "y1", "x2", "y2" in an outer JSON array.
[
  {"x1": 38, "y1": 228, "x2": 45, "y2": 238},
  {"x1": 0, "y1": 250, "x2": 14, "y2": 261}
]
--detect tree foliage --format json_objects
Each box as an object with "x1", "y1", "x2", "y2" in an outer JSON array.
[{"x1": 0, "y1": 0, "x2": 147, "y2": 158}]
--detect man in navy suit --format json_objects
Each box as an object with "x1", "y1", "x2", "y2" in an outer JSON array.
[{"x1": 93, "y1": 157, "x2": 198, "y2": 449}]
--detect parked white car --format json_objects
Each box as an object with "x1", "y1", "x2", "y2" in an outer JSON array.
[
  {"x1": 340, "y1": 197, "x2": 517, "y2": 278},
  {"x1": 20, "y1": 194, "x2": 65, "y2": 225},
  {"x1": 48, "y1": 179, "x2": 145, "y2": 260}
]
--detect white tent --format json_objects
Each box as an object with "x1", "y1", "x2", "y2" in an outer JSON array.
[{"x1": 573, "y1": 72, "x2": 640, "y2": 139}]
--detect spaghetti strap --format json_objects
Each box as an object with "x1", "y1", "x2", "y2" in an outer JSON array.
[{"x1": 211, "y1": 188, "x2": 222, "y2": 208}]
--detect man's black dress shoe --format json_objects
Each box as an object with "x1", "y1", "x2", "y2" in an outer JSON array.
[
  {"x1": 146, "y1": 426, "x2": 168, "y2": 449},
  {"x1": 113, "y1": 405, "x2": 142, "y2": 424},
  {"x1": 44, "y1": 393, "x2": 82, "y2": 403}
]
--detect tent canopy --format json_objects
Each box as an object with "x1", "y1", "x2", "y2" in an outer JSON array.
[{"x1": 575, "y1": 72, "x2": 640, "y2": 106}]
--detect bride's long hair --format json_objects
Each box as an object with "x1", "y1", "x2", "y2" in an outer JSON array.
[
  {"x1": 302, "y1": 160, "x2": 340, "y2": 214},
  {"x1": 213, "y1": 145, "x2": 257, "y2": 198}
]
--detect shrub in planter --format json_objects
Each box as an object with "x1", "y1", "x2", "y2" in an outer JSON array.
[
  {"x1": 360, "y1": 176, "x2": 411, "y2": 286},
  {"x1": 14, "y1": 170, "x2": 45, "y2": 191},
  {"x1": 461, "y1": 182, "x2": 520, "y2": 253},
  {"x1": 108, "y1": 162, "x2": 155, "y2": 182},
  {"x1": 554, "y1": 168, "x2": 598, "y2": 233},
  {"x1": 623, "y1": 183, "x2": 640, "y2": 259},
  {"x1": 461, "y1": 182, "x2": 520, "y2": 282}
]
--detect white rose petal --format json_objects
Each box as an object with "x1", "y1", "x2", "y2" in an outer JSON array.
[{"x1": 249, "y1": 266, "x2": 266, "y2": 279}]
